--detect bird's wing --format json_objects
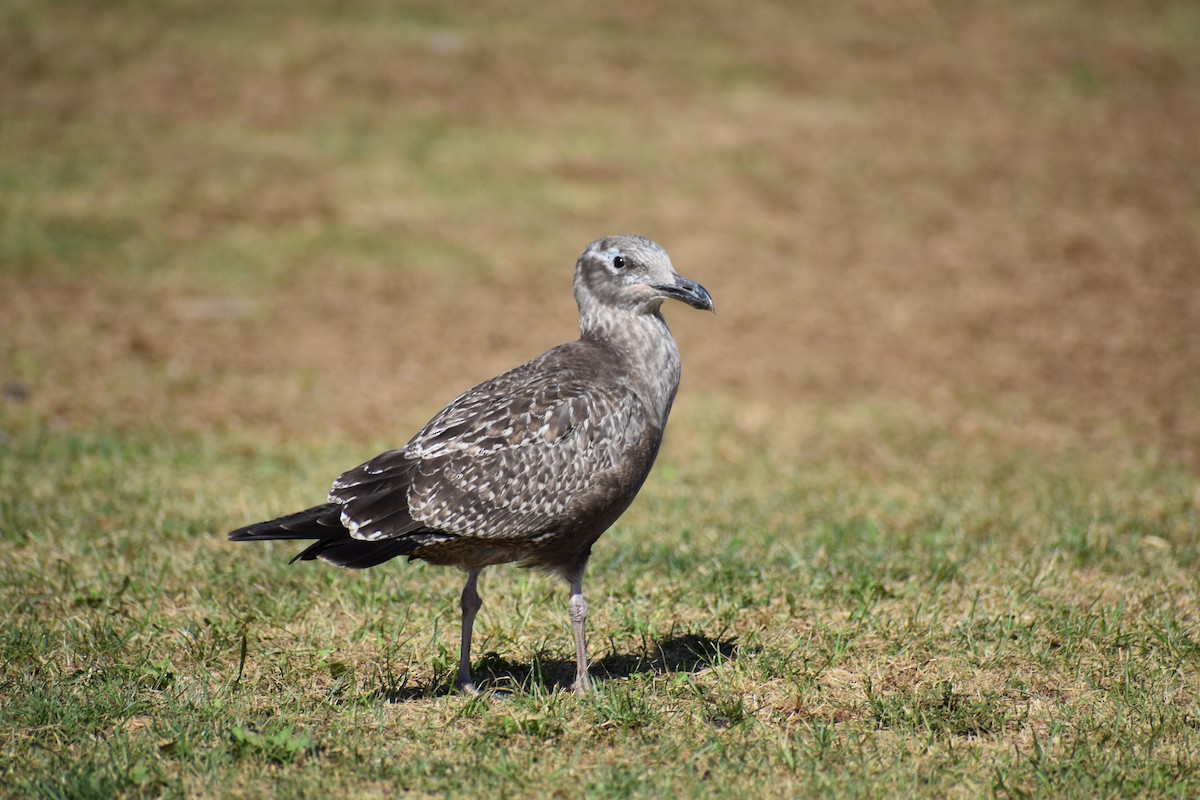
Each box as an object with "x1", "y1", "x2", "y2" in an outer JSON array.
[{"x1": 330, "y1": 345, "x2": 649, "y2": 543}]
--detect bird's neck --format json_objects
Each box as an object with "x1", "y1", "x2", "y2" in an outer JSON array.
[{"x1": 581, "y1": 308, "x2": 682, "y2": 427}]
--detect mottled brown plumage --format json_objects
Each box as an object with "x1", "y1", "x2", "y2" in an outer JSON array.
[{"x1": 228, "y1": 234, "x2": 713, "y2": 693}]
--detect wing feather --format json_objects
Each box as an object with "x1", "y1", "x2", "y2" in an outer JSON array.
[
  {"x1": 326, "y1": 342, "x2": 651, "y2": 546},
  {"x1": 407, "y1": 372, "x2": 646, "y2": 538}
]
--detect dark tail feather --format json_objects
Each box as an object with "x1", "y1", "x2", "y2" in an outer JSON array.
[
  {"x1": 228, "y1": 504, "x2": 344, "y2": 541},
  {"x1": 228, "y1": 503, "x2": 444, "y2": 570},
  {"x1": 289, "y1": 536, "x2": 425, "y2": 569}
]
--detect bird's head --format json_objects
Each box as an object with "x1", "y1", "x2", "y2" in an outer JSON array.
[{"x1": 574, "y1": 235, "x2": 714, "y2": 324}]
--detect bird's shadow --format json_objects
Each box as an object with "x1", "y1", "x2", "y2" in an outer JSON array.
[{"x1": 371, "y1": 633, "x2": 739, "y2": 702}]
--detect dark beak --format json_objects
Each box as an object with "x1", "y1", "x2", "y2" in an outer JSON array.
[{"x1": 654, "y1": 275, "x2": 715, "y2": 312}]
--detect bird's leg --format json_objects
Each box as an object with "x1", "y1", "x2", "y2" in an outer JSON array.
[
  {"x1": 457, "y1": 568, "x2": 483, "y2": 693},
  {"x1": 568, "y1": 574, "x2": 592, "y2": 695}
]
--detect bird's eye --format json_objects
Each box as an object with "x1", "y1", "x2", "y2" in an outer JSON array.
[{"x1": 612, "y1": 255, "x2": 627, "y2": 270}]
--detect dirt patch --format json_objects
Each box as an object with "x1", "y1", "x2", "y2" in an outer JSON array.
[{"x1": 2, "y1": 0, "x2": 1197, "y2": 467}]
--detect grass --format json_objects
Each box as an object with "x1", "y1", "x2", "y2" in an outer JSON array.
[
  {"x1": 3, "y1": 0, "x2": 1200, "y2": 796},
  {"x1": 2, "y1": 418, "x2": 1198, "y2": 797}
]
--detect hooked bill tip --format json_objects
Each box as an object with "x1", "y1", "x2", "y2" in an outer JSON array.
[{"x1": 654, "y1": 276, "x2": 714, "y2": 312}]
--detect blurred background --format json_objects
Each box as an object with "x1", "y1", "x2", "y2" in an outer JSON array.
[{"x1": 3, "y1": 0, "x2": 1198, "y2": 472}]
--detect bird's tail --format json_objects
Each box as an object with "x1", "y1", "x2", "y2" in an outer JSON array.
[
  {"x1": 228, "y1": 503, "x2": 425, "y2": 570},
  {"x1": 227, "y1": 504, "x2": 344, "y2": 542}
]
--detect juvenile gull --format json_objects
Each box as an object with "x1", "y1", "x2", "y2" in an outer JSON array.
[{"x1": 228, "y1": 234, "x2": 713, "y2": 693}]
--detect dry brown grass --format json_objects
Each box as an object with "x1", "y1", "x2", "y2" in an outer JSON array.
[{"x1": 3, "y1": 0, "x2": 1198, "y2": 470}]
